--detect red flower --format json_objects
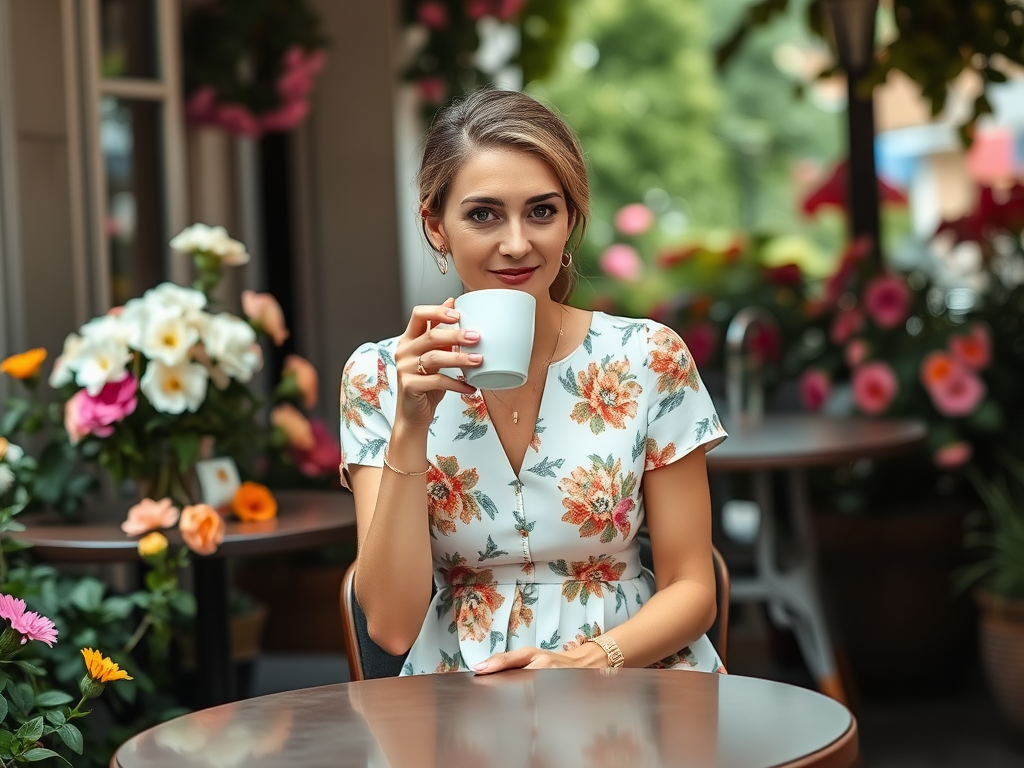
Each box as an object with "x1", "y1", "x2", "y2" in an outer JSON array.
[
  {"x1": 799, "y1": 369, "x2": 831, "y2": 412},
  {"x1": 763, "y1": 263, "x2": 802, "y2": 286},
  {"x1": 863, "y1": 274, "x2": 911, "y2": 329},
  {"x1": 948, "y1": 323, "x2": 991, "y2": 371},
  {"x1": 801, "y1": 160, "x2": 907, "y2": 216}
]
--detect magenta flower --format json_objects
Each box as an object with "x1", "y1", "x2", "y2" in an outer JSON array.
[
  {"x1": 830, "y1": 308, "x2": 864, "y2": 345},
  {"x1": 863, "y1": 274, "x2": 911, "y2": 329},
  {"x1": 185, "y1": 86, "x2": 218, "y2": 124},
  {"x1": 844, "y1": 338, "x2": 868, "y2": 368},
  {"x1": 799, "y1": 369, "x2": 831, "y2": 412},
  {"x1": 0, "y1": 594, "x2": 58, "y2": 647},
  {"x1": 852, "y1": 361, "x2": 898, "y2": 415},
  {"x1": 277, "y1": 66, "x2": 313, "y2": 102},
  {"x1": 417, "y1": 0, "x2": 449, "y2": 29},
  {"x1": 933, "y1": 441, "x2": 973, "y2": 469},
  {"x1": 614, "y1": 203, "x2": 655, "y2": 236},
  {"x1": 926, "y1": 366, "x2": 986, "y2": 418},
  {"x1": 417, "y1": 77, "x2": 448, "y2": 106},
  {"x1": 261, "y1": 99, "x2": 310, "y2": 132},
  {"x1": 66, "y1": 374, "x2": 138, "y2": 445},
  {"x1": 291, "y1": 419, "x2": 342, "y2": 478},
  {"x1": 681, "y1": 323, "x2": 717, "y2": 368},
  {"x1": 215, "y1": 103, "x2": 261, "y2": 138},
  {"x1": 599, "y1": 244, "x2": 643, "y2": 281}
]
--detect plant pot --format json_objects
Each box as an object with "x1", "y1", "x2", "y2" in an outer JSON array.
[
  {"x1": 976, "y1": 590, "x2": 1024, "y2": 737},
  {"x1": 814, "y1": 504, "x2": 975, "y2": 695}
]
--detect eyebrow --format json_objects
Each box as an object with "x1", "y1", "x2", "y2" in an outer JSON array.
[{"x1": 460, "y1": 192, "x2": 563, "y2": 207}]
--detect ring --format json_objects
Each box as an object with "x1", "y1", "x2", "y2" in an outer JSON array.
[{"x1": 416, "y1": 357, "x2": 428, "y2": 375}]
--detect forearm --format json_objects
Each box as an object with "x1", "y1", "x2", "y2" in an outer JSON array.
[{"x1": 355, "y1": 422, "x2": 435, "y2": 654}]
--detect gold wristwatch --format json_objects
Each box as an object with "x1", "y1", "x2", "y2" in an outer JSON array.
[{"x1": 590, "y1": 635, "x2": 625, "y2": 668}]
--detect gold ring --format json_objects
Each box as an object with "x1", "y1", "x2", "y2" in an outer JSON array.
[{"x1": 416, "y1": 357, "x2": 428, "y2": 375}]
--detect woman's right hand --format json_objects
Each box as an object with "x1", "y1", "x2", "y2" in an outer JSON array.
[{"x1": 393, "y1": 298, "x2": 481, "y2": 429}]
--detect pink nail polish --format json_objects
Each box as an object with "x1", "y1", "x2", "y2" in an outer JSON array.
[
  {"x1": 463, "y1": 331, "x2": 480, "y2": 341},
  {"x1": 472, "y1": 662, "x2": 487, "y2": 672}
]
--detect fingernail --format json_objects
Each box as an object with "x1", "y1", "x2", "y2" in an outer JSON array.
[
  {"x1": 473, "y1": 662, "x2": 487, "y2": 672},
  {"x1": 467, "y1": 353, "x2": 482, "y2": 363},
  {"x1": 446, "y1": 308, "x2": 459, "y2": 319},
  {"x1": 463, "y1": 331, "x2": 480, "y2": 341}
]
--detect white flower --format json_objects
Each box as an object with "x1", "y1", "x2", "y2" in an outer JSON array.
[
  {"x1": 202, "y1": 313, "x2": 262, "y2": 383},
  {"x1": 145, "y1": 283, "x2": 207, "y2": 314},
  {"x1": 138, "y1": 307, "x2": 199, "y2": 367},
  {"x1": 140, "y1": 359, "x2": 209, "y2": 414},
  {"x1": 169, "y1": 223, "x2": 250, "y2": 266},
  {"x1": 73, "y1": 336, "x2": 132, "y2": 396},
  {"x1": 48, "y1": 333, "x2": 83, "y2": 387},
  {"x1": 80, "y1": 314, "x2": 132, "y2": 346},
  {"x1": 1, "y1": 441, "x2": 24, "y2": 463},
  {"x1": 0, "y1": 465, "x2": 14, "y2": 495}
]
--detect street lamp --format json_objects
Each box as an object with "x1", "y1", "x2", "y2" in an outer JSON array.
[{"x1": 822, "y1": 0, "x2": 881, "y2": 261}]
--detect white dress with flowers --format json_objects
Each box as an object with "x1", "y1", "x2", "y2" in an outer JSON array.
[{"x1": 339, "y1": 312, "x2": 727, "y2": 675}]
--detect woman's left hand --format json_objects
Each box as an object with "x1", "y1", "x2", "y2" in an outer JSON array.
[{"x1": 472, "y1": 644, "x2": 606, "y2": 675}]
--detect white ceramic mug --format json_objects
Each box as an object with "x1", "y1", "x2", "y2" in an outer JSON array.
[{"x1": 454, "y1": 289, "x2": 536, "y2": 390}]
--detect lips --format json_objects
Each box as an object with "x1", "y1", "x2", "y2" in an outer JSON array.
[{"x1": 491, "y1": 267, "x2": 538, "y2": 276}]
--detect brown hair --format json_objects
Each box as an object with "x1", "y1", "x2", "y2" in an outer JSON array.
[{"x1": 418, "y1": 89, "x2": 589, "y2": 304}]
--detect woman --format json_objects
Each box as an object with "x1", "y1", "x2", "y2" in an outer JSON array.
[{"x1": 340, "y1": 89, "x2": 726, "y2": 676}]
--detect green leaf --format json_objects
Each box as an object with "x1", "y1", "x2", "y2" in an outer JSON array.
[
  {"x1": 35, "y1": 690, "x2": 74, "y2": 708},
  {"x1": 168, "y1": 591, "x2": 197, "y2": 617},
  {"x1": 15, "y1": 715, "x2": 44, "y2": 741},
  {"x1": 0, "y1": 694, "x2": 7, "y2": 721},
  {"x1": 170, "y1": 433, "x2": 201, "y2": 474},
  {"x1": 6, "y1": 680, "x2": 32, "y2": 716},
  {"x1": 57, "y1": 723, "x2": 84, "y2": 755},
  {"x1": 67, "y1": 577, "x2": 105, "y2": 612},
  {"x1": 30, "y1": 442, "x2": 75, "y2": 504},
  {"x1": 44, "y1": 709, "x2": 65, "y2": 726},
  {"x1": 13, "y1": 660, "x2": 44, "y2": 676},
  {"x1": 23, "y1": 747, "x2": 71, "y2": 764},
  {"x1": 0, "y1": 399, "x2": 30, "y2": 436}
]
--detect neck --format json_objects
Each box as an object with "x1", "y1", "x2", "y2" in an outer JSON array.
[{"x1": 531, "y1": 299, "x2": 565, "y2": 369}]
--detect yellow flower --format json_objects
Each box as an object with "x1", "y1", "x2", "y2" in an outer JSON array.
[
  {"x1": 137, "y1": 531, "x2": 168, "y2": 558},
  {"x1": 232, "y1": 481, "x2": 278, "y2": 522},
  {"x1": 0, "y1": 437, "x2": 8, "y2": 462},
  {"x1": 0, "y1": 348, "x2": 47, "y2": 380},
  {"x1": 81, "y1": 648, "x2": 132, "y2": 684}
]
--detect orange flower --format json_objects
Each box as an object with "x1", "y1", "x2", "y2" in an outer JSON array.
[
  {"x1": 179, "y1": 503, "x2": 226, "y2": 555},
  {"x1": 0, "y1": 348, "x2": 47, "y2": 379},
  {"x1": 426, "y1": 456, "x2": 485, "y2": 536},
  {"x1": 508, "y1": 584, "x2": 536, "y2": 638},
  {"x1": 569, "y1": 358, "x2": 640, "y2": 434},
  {"x1": 282, "y1": 354, "x2": 319, "y2": 409},
  {"x1": 339, "y1": 355, "x2": 389, "y2": 429},
  {"x1": 271, "y1": 403, "x2": 315, "y2": 450},
  {"x1": 649, "y1": 328, "x2": 700, "y2": 395},
  {"x1": 645, "y1": 438, "x2": 676, "y2": 470},
  {"x1": 232, "y1": 481, "x2": 278, "y2": 522},
  {"x1": 437, "y1": 554, "x2": 505, "y2": 643},
  {"x1": 948, "y1": 323, "x2": 991, "y2": 371},
  {"x1": 559, "y1": 456, "x2": 637, "y2": 542},
  {"x1": 920, "y1": 351, "x2": 957, "y2": 388}
]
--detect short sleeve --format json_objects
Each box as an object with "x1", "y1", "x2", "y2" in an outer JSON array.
[
  {"x1": 338, "y1": 341, "x2": 396, "y2": 486},
  {"x1": 643, "y1": 321, "x2": 727, "y2": 471}
]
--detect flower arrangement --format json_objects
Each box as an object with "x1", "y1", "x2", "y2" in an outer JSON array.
[{"x1": 182, "y1": 0, "x2": 328, "y2": 136}]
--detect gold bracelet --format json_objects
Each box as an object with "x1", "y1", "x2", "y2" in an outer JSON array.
[
  {"x1": 589, "y1": 635, "x2": 625, "y2": 668},
  {"x1": 382, "y1": 447, "x2": 430, "y2": 476}
]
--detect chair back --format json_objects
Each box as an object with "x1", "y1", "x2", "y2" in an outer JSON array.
[{"x1": 341, "y1": 541, "x2": 730, "y2": 680}]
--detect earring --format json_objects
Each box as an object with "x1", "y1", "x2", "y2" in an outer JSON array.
[
  {"x1": 560, "y1": 250, "x2": 573, "y2": 268},
  {"x1": 432, "y1": 243, "x2": 449, "y2": 275}
]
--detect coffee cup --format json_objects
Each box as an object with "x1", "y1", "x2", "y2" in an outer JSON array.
[{"x1": 453, "y1": 289, "x2": 536, "y2": 390}]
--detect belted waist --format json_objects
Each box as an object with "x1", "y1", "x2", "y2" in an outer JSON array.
[{"x1": 436, "y1": 555, "x2": 645, "y2": 587}]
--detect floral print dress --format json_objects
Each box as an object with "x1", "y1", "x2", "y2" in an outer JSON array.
[{"x1": 339, "y1": 312, "x2": 727, "y2": 675}]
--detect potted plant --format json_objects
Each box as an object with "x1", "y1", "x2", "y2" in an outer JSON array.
[{"x1": 959, "y1": 456, "x2": 1024, "y2": 736}]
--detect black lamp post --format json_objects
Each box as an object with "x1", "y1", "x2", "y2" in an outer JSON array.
[{"x1": 822, "y1": 0, "x2": 881, "y2": 261}]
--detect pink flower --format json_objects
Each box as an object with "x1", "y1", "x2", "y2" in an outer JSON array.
[
  {"x1": 830, "y1": 308, "x2": 864, "y2": 345},
  {"x1": 283, "y1": 46, "x2": 305, "y2": 71},
  {"x1": 926, "y1": 367, "x2": 986, "y2": 418},
  {"x1": 845, "y1": 338, "x2": 868, "y2": 368},
  {"x1": 417, "y1": 77, "x2": 448, "y2": 105},
  {"x1": 614, "y1": 204, "x2": 655, "y2": 236},
  {"x1": 122, "y1": 497, "x2": 181, "y2": 537},
  {"x1": 65, "y1": 375, "x2": 138, "y2": 444},
  {"x1": 417, "y1": 1, "x2": 449, "y2": 28},
  {"x1": 242, "y1": 290, "x2": 289, "y2": 346},
  {"x1": 599, "y1": 244, "x2": 642, "y2": 281},
  {"x1": 497, "y1": 0, "x2": 527, "y2": 20},
  {"x1": 863, "y1": 274, "x2": 911, "y2": 329},
  {"x1": 277, "y1": 66, "x2": 313, "y2": 102},
  {"x1": 466, "y1": 0, "x2": 491, "y2": 18},
  {"x1": 933, "y1": 441, "x2": 973, "y2": 469},
  {"x1": 215, "y1": 103, "x2": 261, "y2": 138},
  {"x1": 261, "y1": 99, "x2": 310, "y2": 132},
  {"x1": 949, "y1": 322, "x2": 991, "y2": 371},
  {"x1": 283, "y1": 354, "x2": 319, "y2": 409},
  {"x1": 185, "y1": 86, "x2": 218, "y2": 124},
  {"x1": 304, "y1": 49, "x2": 326, "y2": 76},
  {"x1": 0, "y1": 594, "x2": 58, "y2": 647},
  {"x1": 291, "y1": 419, "x2": 342, "y2": 478},
  {"x1": 681, "y1": 323, "x2": 717, "y2": 368},
  {"x1": 852, "y1": 361, "x2": 898, "y2": 415},
  {"x1": 799, "y1": 369, "x2": 831, "y2": 412}
]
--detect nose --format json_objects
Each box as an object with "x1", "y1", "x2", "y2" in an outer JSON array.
[{"x1": 498, "y1": 220, "x2": 530, "y2": 259}]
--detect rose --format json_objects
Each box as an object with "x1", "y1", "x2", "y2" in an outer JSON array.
[
  {"x1": 241, "y1": 291, "x2": 289, "y2": 346},
  {"x1": 799, "y1": 369, "x2": 831, "y2": 412},
  {"x1": 863, "y1": 274, "x2": 911, "y2": 329},
  {"x1": 271, "y1": 403, "x2": 315, "y2": 450},
  {"x1": 281, "y1": 355, "x2": 319, "y2": 409},
  {"x1": 852, "y1": 361, "x2": 898, "y2": 415},
  {"x1": 179, "y1": 504, "x2": 225, "y2": 556},
  {"x1": 122, "y1": 497, "x2": 181, "y2": 537}
]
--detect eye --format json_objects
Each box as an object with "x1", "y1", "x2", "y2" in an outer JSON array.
[
  {"x1": 531, "y1": 204, "x2": 557, "y2": 219},
  {"x1": 468, "y1": 208, "x2": 495, "y2": 223}
]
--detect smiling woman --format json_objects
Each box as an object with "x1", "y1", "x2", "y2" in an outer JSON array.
[{"x1": 341, "y1": 89, "x2": 727, "y2": 680}]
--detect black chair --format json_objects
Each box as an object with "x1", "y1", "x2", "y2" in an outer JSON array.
[{"x1": 340, "y1": 543, "x2": 730, "y2": 681}]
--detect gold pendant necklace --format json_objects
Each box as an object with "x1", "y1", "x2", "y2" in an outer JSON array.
[{"x1": 486, "y1": 308, "x2": 565, "y2": 426}]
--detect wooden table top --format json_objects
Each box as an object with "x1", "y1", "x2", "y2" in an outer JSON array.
[
  {"x1": 111, "y1": 669, "x2": 858, "y2": 768},
  {"x1": 12, "y1": 490, "x2": 356, "y2": 562},
  {"x1": 707, "y1": 414, "x2": 926, "y2": 472}
]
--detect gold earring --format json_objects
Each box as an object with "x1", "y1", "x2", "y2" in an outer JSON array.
[
  {"x1": 433, "y1": 243, "x2": 449, "y2": 275},
  {"x1": 561, "y1": 250, "x2": 573, "y2": 268}
]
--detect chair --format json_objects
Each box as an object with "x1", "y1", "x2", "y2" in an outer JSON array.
[{"x1": 340, "y1": 543, "x2": 730, "y2": 681}]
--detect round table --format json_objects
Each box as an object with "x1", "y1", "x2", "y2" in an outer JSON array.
[
  {"x1": 13, "y1": 490, "x2": 357, "y2": 708},
  {"x1": 705, "y1": 414, "x2": 926, "y2": 705},
  {"x1": 111, "y1": 669, "x2": 859, "y2": 768}
]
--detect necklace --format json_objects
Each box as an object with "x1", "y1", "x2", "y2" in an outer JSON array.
[{"x1": 485, "y1": 308, "x2": 565, "y2": 425}]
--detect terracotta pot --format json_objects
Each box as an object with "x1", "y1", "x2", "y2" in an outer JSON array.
[{"x1": 976, "y1": 591, "x2": 1024, "y2": 736}]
